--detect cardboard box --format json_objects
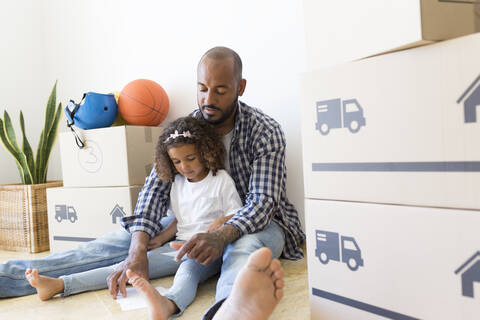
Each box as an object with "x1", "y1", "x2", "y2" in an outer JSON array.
[
  {"x1": 60, "y1": 125, "x2": 163, "y2": 187},
  {"x1": 303, "y1": 0, "x2": 480, "y2": 70},
  {"x1": 301, "y1": 33, "x2": 480, "y2": 210},
  {"x1": 306, "y1": 199, "x2": 480, "y2": 320},
  {"x1": 47, "y1": 186, "x2": 141, "y2": 252}
]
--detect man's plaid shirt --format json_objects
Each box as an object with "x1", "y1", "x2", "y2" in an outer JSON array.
[{"x1": 122, "y1": 101, "x2": 305, "y2": 260}]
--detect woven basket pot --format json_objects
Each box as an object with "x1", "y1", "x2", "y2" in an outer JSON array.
[{"x1": 0, "y1": 181, "x2": 62, "y2": 253}]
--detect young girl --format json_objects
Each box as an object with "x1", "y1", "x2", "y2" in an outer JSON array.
[{"x1": 25, "y1": 116, "x2": 242, "y2": 319}]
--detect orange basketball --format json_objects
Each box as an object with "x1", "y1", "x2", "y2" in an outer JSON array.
[{"x1": 118, "y1": 79, "x2": 169, "y2": 126}]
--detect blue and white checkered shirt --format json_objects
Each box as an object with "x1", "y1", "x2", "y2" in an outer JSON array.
[{"x1": 122, "y1": 101, "x2": 305, "y2": 260}]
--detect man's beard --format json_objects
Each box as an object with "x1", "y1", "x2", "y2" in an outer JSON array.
[{"x1": 199, "y1": 97, "x2": 238, "y2": 125}]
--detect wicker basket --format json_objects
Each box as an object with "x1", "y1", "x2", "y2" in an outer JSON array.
[{"x1": 0, "y1": 181, "x2": 63, "y2": 253}]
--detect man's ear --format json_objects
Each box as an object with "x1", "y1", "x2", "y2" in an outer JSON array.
[{"x1": 238, "y1": 79, "x2": 247, "y2": 96}]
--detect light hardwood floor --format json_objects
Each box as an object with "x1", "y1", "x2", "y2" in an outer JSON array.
[{"x1": 0, "y1": 249, "x2": 310, "y2": 319}]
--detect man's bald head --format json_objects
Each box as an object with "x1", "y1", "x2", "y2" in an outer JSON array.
[{"x1": 199, "y1": 46, "x2": 243, "y2": 82}]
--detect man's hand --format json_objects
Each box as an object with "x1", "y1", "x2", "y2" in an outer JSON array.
[
  {"x1": 107, "y1": 231, "x2": 150, "y2": 299},
  {"x1": 175, "y1": 225, "x2": 241, "y2": 265}
]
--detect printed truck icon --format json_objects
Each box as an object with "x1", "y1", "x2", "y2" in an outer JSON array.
[
  {"x1": 315, "y1": 230, "x2": 364, "y2": 271},
  {"x1": 55, "y1": 205, "x2": 78, "y2": 223},
  {"x1": 315, "y1": 98, "x2": 366, "y2": 135}
]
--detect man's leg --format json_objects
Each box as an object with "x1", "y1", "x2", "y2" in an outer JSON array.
[
  {"x1": 202, "y1": 221, "x2": 285, "y2": 319},
  {"x1": 0, "y1": 228, "x2": 132, "y2": 298},
  {"x1": 212, "y1": 247, "x2": 284, "y2": 320},
  {"x1": 60, "y1": 240, "x2": 183, "y2": 297},
  {"x1": 0, "y1": 216, "x2": 175, "y2": 298}
]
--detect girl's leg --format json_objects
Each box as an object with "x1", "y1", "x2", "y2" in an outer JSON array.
[{"x1": 164, "y1": 257, "x2": 222, "y2": 317}]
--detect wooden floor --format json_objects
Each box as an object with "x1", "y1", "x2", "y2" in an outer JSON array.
[{"x1": 0, "y1": 249, "x2": 310, "y2": 319}]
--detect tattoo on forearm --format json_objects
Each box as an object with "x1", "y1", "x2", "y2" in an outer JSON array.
[{"x1": 214, "y1": 225, "x2": 241, "y2": 248}]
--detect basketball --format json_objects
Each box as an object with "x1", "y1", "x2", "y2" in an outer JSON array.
[{"x1": 118, "y1": 79, "x2": 169, "y2": 126}]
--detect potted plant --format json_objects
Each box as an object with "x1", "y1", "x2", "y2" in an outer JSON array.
[{"x1": 0, "y1": 82, "x2": 63, "y2": 253}]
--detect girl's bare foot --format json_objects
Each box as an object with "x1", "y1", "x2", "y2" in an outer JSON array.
[
  {"x1": 213, "y1": 247, "x2": 284, "y2": 320},
  {"x1": 24, "y1": 268, "x2": 64, "y2": 301},
  {"x1": 126, "y1": 269, "x2": 179, "y2": 320}
]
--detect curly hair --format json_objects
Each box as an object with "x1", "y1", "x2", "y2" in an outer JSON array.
[{"x1": 155, "y1": 116, "x2": 225, "y2": 182}]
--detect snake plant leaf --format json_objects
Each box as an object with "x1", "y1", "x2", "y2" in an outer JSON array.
[
  {"x1": 36, "y1": 82, "x2": 57, "y2": 183},
  {"x1": 40, "y1": 102, "x2": 62, "y2": 183},
  {"x1": 44, "y1": 81, "x2": 57, "y2": 136},
  {"x1": 35, "y1": 129, "x2": 46, "y2": 184},
  {"x1": 2, "y1": 111, "x2": 33, "y2": 184},
  {"x1": 19, "y1": 111, "x2": 36, "y2": 183},
  {"x1": 0, "y1": 117, "x2": 29, "y2": 184}
]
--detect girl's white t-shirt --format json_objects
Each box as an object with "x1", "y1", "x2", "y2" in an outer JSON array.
[{"x1": 168, "y1": 169, "x2": 242, "y2": 241}]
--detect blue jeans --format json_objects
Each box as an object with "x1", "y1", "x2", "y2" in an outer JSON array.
[
  {"x1": 203, "y1": 221, "x2": 285, "y2": 319},
  {"x1": 165, "y1": 257, "x2": 221, "y2": 317},
  {"x1": 0, "y1": 219, "x2": 285, "y2": 317},
  {"x1": 0, "y1": 216, "x2": 175, "y2": 298},
  {"x1": 59, "y1": 239, "x2": 221, "y2": 317},
  {"x1": 60, "y1": 234, "x2": 183, "y2": 296}
]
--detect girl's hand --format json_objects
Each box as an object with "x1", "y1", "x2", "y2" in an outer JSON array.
[
  {"x1": 206, "y1": 215, "x2": 232, "y2": 233},
  {"x1": 147, "y1": 233, "x2": 166, "y2": 250}
]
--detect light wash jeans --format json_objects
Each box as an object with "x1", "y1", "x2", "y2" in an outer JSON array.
[
  {"x1": 60, "y1": 239, "x2": 221, "y2": 317},
  {"x1": 0, "y1": 219, "x2": 285, "y2": 319},
  {"x1": 203, "y1": 220, "x2": 286, "y2": 319},
  {"x1": 0, "y1": 216, "x2": 175, "y2": 298}
]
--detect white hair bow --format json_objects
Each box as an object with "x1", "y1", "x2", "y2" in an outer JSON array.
[{"x1": 164, "y1": 130, "x2": 193, "y2": 142}]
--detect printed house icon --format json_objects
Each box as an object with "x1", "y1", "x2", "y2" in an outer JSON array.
[
  {"x1": 457, "y1": 74, "x2": 480, "y2": 123},
  {"x1": 109, "y1": 204, "x2": 126, "y2": 224},
  {"x1": 454, "y1": 251, "x2": 480, "y2": 298}
]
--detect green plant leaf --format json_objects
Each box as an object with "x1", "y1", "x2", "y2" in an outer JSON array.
[
  {"x1": 0, "y1": 117, "x2": 30, "y2": 184},
  {"x1": 44, "y1": 81, "x2": 57, "y2": 137},
  {"x1": 35, "y1": 129, "x2": 46, "y2": 184},
  {"x1": 36, "y1": 82, "x2": 57, "y2": 183},
  {"x1": 19, "y1": 111, "x2": 36, "y2": 183},
  {"x1": 41, "y1": 102, "x2": 63, "y2": 183}
]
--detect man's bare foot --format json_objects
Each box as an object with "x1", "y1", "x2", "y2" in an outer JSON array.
[
  {"x1": 213, "y1": 247, "x2": 284, "y2": 320},
  {"x1": 24, "y1": 268, "x2": 64, "y2": 301},
  {"x1": 126, "y1": 269, "x2": 179, "y2": 320}
]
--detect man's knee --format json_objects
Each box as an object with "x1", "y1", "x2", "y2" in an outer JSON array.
[{"x1": 223, "y1": 222, "x2": 285, "y2": 261}]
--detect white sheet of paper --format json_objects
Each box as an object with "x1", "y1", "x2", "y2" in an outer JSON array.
[{"x1": 116, "y1": 286, "x2": 169, "y2": 311}]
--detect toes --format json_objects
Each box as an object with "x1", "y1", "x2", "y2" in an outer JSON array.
[
  {"x1": 269, "y1": 259, "x2": 282, "y2": 273},
  {"x1": 274, "y1": 279, "x2": 285, "y2": 290},
  {"x1": 274, "y1": 288, "x2": 284, "y2": 300},
  {"x1": 271, "y1": 268, "x2": 284, "y2": 281},
  {"x1": 247, "y1": 248, "x2": 272, "y2": 271}
]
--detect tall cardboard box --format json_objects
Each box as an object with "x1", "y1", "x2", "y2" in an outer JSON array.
[
  {"x1": 303, "y1": 0, "x2": 480, "y2": 70},
  {"x1": 47, "y1": 186, "x2": 142, "y2": 252},
  {"x1": 60, "y1": 125, "x2": 163, "y2": 187},
  {"x1": 306, "y1": 199, "x2": 480, "y2": 320},
  {"x1": 301, "y1": 33, "x2": 480, "y2": 210}
]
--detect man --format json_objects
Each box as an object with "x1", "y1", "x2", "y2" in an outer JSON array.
[
  {"x1": 115, "y1": 46, "x2": 305, "y2": 317},
  {"x1": 0, "y1": 46, "x2": 304, "y2": 318}
]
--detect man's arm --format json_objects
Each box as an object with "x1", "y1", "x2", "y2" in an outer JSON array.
[
  {"x1": 106, "y1": 231, "x2": 150, "y2": 299},
  {"x1": 225, "y1": 124, "x2": 286, "y2": 235},
  {"x1": 108, "y1": 167, "x2": 172, "y2": 298}
]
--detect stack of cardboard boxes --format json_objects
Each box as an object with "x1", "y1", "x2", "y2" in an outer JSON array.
[
  {"x1": 301, "y1": 1, "x2": 480, "y2": 319},
  {"x1": 47, "y1": 125, "x2": 163, "y2": 252}
]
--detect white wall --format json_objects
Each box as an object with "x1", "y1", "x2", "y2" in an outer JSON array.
[{"x1": 0, "y1": 0, "x2": 307, "y2": 228}]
